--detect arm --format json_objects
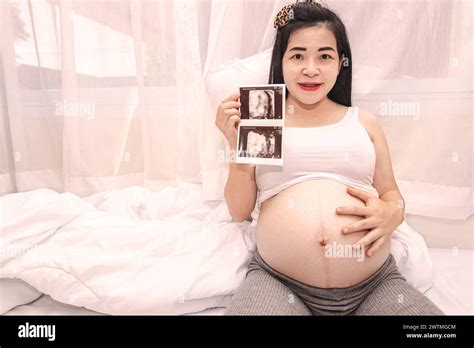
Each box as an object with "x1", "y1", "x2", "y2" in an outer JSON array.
[
  {"x1": 362, "y1": 108, "x2": 405, "y2": 227},
  {"x1": 379, "y1": 190, "x2": 405, "y2": 228},
  {"x1": 224, "y1": 162, "x2": 257, "y2": 222},
  {"x1": 337, "y1": 109, "x2": 406, "y2": 256}
]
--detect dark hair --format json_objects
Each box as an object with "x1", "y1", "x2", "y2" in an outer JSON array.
[{"x1": 268, "y1": 1, "x2": 352, "y2": 106}]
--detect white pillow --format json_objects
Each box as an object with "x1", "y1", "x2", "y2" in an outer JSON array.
[
  {"x1": 391, "y1": 220, "x2": 434, "y2": 293},
  {"x1": 205, "y1": 47, "x2": 273, "y2": 117},
  {"x1": 0, "y1": 278, "x2": 42, "y2": 314}
]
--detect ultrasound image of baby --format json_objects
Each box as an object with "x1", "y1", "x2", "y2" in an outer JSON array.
[{"x1": 249, "y1": 90, "x2": 274, "y2": 119}]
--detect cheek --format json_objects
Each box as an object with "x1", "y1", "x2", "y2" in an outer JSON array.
[
  {"x1": 282, "y1": 66, "x2": 289, "y2": 82},
  {"x1": 282, "y1": 61, "x2": 296, "y2": 77},
  {"x1": 283, "y1": 69, "x2": 298, "y2": 89},
  {"x1": 320, "y1": 65, "x2": 340, "y2": 86},
  {"x1": 328, "y1": 63, "x2": 341, "y2": 78}
]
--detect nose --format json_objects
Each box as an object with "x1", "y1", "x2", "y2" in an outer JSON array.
[{"x1": 302, "y1": 58, "x2": 321, "y2": 76}]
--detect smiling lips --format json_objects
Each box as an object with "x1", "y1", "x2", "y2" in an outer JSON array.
[{"x1": 298, "y1": 83, "x2": 322, "y2": 91}]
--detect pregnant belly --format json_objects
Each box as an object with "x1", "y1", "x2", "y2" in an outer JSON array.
[{"x1": 256, "y1": 179, "x2": 391, "y2": 288}]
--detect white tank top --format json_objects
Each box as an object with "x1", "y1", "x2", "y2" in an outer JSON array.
[{"x1": 250, "y1": 106, "x2": 379, "y2": 227}]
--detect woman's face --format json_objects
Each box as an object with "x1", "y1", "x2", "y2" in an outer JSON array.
[{"x1": 282, "y1": 25, "x2": 343, "y2": 105}]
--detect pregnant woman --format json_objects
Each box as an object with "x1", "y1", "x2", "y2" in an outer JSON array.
[{"x1": 215, "y1": 0, "x2": 442, "y2": 315}]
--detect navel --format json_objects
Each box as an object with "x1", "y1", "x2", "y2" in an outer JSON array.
[{"x1": 318, "y1": 234, "x2": 328, "y2": 247}]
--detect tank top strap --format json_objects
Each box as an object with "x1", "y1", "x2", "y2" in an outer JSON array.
[{"x1": 345, "y1": 106, "x2": 360, "y2": 126}]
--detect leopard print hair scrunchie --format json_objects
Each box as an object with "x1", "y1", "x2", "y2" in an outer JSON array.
[{"x1": 273, "y1": 0, "x2": 321, "y2": 29}]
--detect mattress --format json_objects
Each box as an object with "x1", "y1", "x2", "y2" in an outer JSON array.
[
  {"x1": 3, "y1": 294, "x2": 227, "y2": 316},
  {"x1": 4, "y1": 248, "x2": 472, "y2": 316}
]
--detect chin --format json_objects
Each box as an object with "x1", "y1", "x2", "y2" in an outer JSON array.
[
  {"x1": 295, "y1": 95, "x2": 325, "y2": 106},
  {"x1": 289, "y1": 87, "x2": 327, "y2": 105}
]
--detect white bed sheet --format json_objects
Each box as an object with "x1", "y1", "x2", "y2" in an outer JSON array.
[
  {"x1": 424, "y1": 248, "x2": 473, "y2": 315},
  {"x1": 4, "y1": 248, "x2": 472, "y2": 316}
]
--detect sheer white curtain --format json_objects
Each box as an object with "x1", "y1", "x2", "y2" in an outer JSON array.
[
  {"x1": 0, "y1": 0, "x2": 281, "y2": 196},
  {"x1": 0, "y1": 0, "x2": 472, "y2": 220},
  {"x1": 1, "y1": 0, "x2": 205, "y2": 196}
]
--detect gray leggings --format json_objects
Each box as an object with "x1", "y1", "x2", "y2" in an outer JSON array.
[{"x1": 225, "y1": 249, "x2": 443, "y2": 315}]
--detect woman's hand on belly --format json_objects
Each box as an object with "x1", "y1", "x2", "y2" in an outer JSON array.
[
  {"x1": 335, "y1": 186, "x2": 401, "y2": 257},
  {"x1": 256, "y1": 179, "x2": 391, "y2": 288}
]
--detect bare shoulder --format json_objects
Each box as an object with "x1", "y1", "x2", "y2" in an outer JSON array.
[{"x1": 356, "y1": 107, "x2": 382, "y2": 141}]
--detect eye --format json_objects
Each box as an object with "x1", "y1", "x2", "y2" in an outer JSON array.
[
  {"x1": 291, "y1": 53, "x2": 303, "y2": 60},
  {"x1": 321, "y1": 54, "x2": 333, "y2": 60}
]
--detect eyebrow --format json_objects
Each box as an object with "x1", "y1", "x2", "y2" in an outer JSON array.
[{"x1": 288, "y1": 46, "x2": 336, "y2": 52}]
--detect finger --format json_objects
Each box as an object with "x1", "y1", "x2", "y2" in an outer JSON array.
[
  {"x1": 223, "y1": 108, "x2": 240, "y2": 116},
  {"x1": 366, "y1": 237, "x2": 386, "y2": 257},
  {"x1": 217, "y1": 106, "x2": 240, "y2": 128},
  {"x1": 224, "y1": 115, "x2": 240, "y2": 130},
  {"x1": 346, "y1": 186, "x2": 372, "y2": 203},
  {"x1": 223, "y1": 109, "x2": 240, "y2": 121},
  {"x1": 223, "y1": 92, "x2": 240, "y2": 103},
  {"x1": 335, "y1": 205, "x2": 370, "y2": 217},
  {"x1": 219, "y1": 101, "x2": 240, "y2": 119},
  {"x1": 352, "y1": 229, "x2": 383, "y2": 249},
  {"x1": 341, "y1": 217, "x2": 377, "y2": 234},
  {"x1": 221, "y1": 100, "x2": 241, "y2": 110}
]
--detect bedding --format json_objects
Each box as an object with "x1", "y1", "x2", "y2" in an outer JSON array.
[
  {"x1": 0, "y1": 184, "x2": 460, "y2": 315},
  {"x1": 0, "y1": 184, "x2": 254, "y2": 315},
  {"x1": 4, "y1": 248, "x2": 472, "y2": 315}
]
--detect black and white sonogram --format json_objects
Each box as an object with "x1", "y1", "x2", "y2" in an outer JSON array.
[
  {"x1": 250, "y1": 90, "x2": 274, "y2": 119},
  {"x1": 235, "y1": 84, "x2": 285, "y2": 166},
  {"x1": 236, "y1": 126, "x2": 283, "y2": 166},
  {"x1": 239, "y1": 85, "x2": 284, "y2": 120}
]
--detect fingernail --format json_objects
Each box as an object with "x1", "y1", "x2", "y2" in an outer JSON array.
[{"x1": 342, "y1": 228, "x2": 348, "y2": 233}]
